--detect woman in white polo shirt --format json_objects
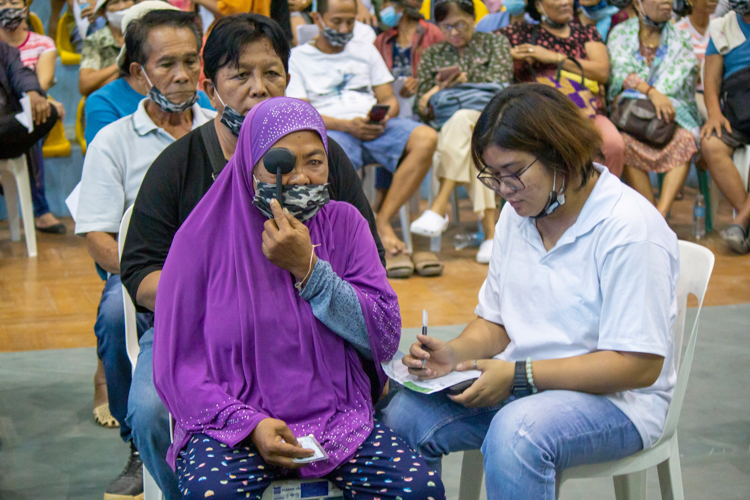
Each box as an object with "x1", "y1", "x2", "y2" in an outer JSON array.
[{"x1": 380, "y1": 83, "x2": 680, "y2": 500}]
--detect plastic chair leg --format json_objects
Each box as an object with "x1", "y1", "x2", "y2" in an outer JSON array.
[
  {"x1": 1, "y1": 167, "x2": 20, "y2": 242},
  {"x1": 1, "y1": 157, "x2": 37, "y2": 257},
  {"x1": 697, "y1": 168, "x2": 713, "y2": 234},
  {"x1": 613, "y1": 470, "x2": 647, "y2": 500},
  {"x1": 399, "y1": 204, "x2": 413, "y2": 255},
  {"x1": 657, "y1": 435, "x2": 685, "y2": 500},
  {"x1": 458, "y1": 449, "x2": 484, "y2": 500},
  {"x1": 143, "y1": 465, "x2": 164, "y2": 500}
]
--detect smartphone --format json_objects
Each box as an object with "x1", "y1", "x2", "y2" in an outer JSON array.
[
  {"x1": 437, "y1": 65, "x2": 461, "y2": 82},
  {"x1": 368, "y1": 104, "x2": 390, "y2": 123},
  {"x1": 447, "y1": 378, "x2": 477, "y2": 396}
]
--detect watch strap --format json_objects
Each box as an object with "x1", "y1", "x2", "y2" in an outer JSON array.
[{"x1": 512, "y1": 360, "x2": 531, "y2": 398}]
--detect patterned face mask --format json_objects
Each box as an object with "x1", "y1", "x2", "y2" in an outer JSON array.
[
  {"x1": 253, "y1": 180, "x2": 331, "y2": 222},
  {"x1": 215, "y1": 90, "x2": 245, "y2": 137},
  {"x1": 0, "y1": 8, "x2": 25, "y2": 30},
  {"x1": 141, "y1": 66, "x2": 199, "y2": 113},
  {"x1": 728, "y1": 0, "x2": 750, "y2": 15},
  {"x1": 318, "y1": 22, "x2": 354, "y2": 47}
]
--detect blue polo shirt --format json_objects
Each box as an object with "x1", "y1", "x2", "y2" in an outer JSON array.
[
  {"x1": 706, "y1": 12, "x2": 750, "y2": 78},
  {"x1": 84, "y1": 78, "x2": 214, "y2": 145}
]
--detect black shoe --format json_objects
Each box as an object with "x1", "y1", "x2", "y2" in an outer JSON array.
[
  {"x1": 104, "y1": 442, "x2": 144, "y2": 500},
  {"x1": 36, "y1": 222, "x2": 67, "y2": 234}
]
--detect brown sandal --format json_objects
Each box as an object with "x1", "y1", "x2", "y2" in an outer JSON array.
[
  {"x1": 93, "y1": 403, "x2": 120, "y2": 428},
  {"x1": 386, "y1": 253, "x2": 415, "y2": 279},
  {"x1": 412, "y1": 252, "x2": 444, "y2": 277}
]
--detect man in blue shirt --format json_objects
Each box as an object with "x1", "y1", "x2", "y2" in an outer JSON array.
[{"x1": 700, "y1": 3, "x2": 750, "y2": 254}]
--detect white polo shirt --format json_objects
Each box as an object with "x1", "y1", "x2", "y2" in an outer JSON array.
[
  {"x1": 476, "y1": 164, "x2": 679, "y2": 449},
  {"x1": 75, "y1": 100, "x2": 216, "y2": 235}
]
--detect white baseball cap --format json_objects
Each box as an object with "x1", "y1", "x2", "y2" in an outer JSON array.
[{"x1": 115, "y1": 0, "x2": 181, "y2": 69}]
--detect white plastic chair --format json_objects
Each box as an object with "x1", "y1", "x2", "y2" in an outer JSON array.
[
  {"x1": 0, "y1": 155, "x2": 37, "y2": 257},
  {"x1": 296, "y1": 24, "x2": 320, "y2": 45},
  {"x1": 118, "y1": 206, "x2": 343, "y2": 500},
  {"x1": 457, "y1": 240, "x2": 715, "y2": 500},
  {"x1": 733, "y1": 145, "x2": 750, "y2": 192},
  {"x1": 118, "y1": 205, "x2": 164, "y2": 500}
]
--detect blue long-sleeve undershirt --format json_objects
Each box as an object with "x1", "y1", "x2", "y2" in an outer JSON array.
[{"x1": 299, "y1": 259, "x2": 373, "y2": 359}]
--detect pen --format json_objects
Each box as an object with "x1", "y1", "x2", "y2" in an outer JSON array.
[{"x1": 421, "y1": 309, "x2": 428, "y2": 369}]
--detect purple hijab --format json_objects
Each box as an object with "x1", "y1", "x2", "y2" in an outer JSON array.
[{"x1": 153, "y1": 97, "x2": 400, "y2": 475}]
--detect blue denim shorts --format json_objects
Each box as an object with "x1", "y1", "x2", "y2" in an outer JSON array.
[{"x1": 327, "y1": 117, "x2": 422, "y2": 172}]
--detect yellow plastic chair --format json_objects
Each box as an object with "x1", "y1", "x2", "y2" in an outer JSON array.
[
  {"x1": 420, "y1": 0, "x2": 488, "y2": 21},
  {"x1": 42, "y1": 95, "x2": 72, "y2": 157},
  {"x1": 28, "y1": 12, "x2": 45, "y2": 35},
  {"x1": 56, "y1": 11, "x2": 81, "y2": 65},
  {"x1": 76, "y1": 97, "x2": 87, "y2": 155}
]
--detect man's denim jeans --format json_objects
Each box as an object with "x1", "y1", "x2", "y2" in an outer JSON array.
[
  {"x1": 94, "y1": 274, "x2": 152, "y2": 442},
  {"x1": 126, "y1": 328, "x2": 181, "y2": 499},
  {"x1": 379, "y1": 386, "x2": 643, "y2": 500}
]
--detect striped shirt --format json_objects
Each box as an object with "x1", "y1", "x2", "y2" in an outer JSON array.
[
  {"x1": 675, "y1": 16, "x2": 711, "y2": 90},
  {"x1": 17, "y1": 31, "x2": 56, "y2": 71}
]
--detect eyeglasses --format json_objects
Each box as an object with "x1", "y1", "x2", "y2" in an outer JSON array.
[
  {"x1": 438, "y1": 20, "x2": 469, "y2": 33},
  {"x1": 477, "y1": 158, "x2": 539, "y2": 193}
]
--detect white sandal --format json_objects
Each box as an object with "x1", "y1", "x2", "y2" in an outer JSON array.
[{"x1": 410, "y1": 210, "x2": 449, "y2": 237}]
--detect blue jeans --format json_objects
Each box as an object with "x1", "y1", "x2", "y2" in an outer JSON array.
[
  {"x1": 94, "y1": 275, "x2": 153, "y2": 442},
  {"x1": 126, "y1": 328, "x2": 181, "y2": 500},
  {"x1": 327, "y1": 118, "x2": 422, "y2": 172},
  {"x1": 379, "y1": 387, "x2": 643, "y2": 500}
]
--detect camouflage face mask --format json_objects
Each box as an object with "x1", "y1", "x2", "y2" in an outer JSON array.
[{"x1": 252, "y1": 181, "x2": 330, "y2": 222}]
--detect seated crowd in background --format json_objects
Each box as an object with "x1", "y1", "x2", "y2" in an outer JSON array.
[{"x1": 2, "y1": 0, "x2": 750, "y2": 498}]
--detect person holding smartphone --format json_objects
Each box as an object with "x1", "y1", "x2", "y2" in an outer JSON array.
[
  {"x1": 287, "y1": 0, "x2": 438, "y2": 263},
  {"x1": 410, "y1": 0, "x2": 513, "y2": 264},
  {"x1": 381, "y1": 84, "x2": 679, "y2": 500}
]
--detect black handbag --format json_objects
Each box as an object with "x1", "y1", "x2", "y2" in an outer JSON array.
[
  {"x1": 611, "y1": 97, "x2": 677, "y2": 148},
  {"x1": 720, "y1": 66, "x2": 750, "y2": 138}
]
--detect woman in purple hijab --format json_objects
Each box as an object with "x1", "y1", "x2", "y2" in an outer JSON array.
[{"x1": 153, "y1": 97, "x2": 446, "y2": 500}]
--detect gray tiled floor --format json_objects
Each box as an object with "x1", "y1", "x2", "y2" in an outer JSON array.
[{"x1": 1, "y1": 305, "x2": 749, "y2": 499}]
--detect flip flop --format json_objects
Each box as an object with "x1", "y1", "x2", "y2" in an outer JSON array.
[
  {"x1": 386, "y1": 253, "x2": 414, "y2": 279},
  {"x1": 93, "y1": 403, "x2": 120, "y2": 428},
  {"x1": 412, "y1": 252, "x2": 444, "y2": 277},
  {"x1": 721, "y1": 224, "x2": 749, "y2": 255}
]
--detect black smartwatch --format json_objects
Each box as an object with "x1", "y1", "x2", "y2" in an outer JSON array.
[{"x1": 512, "y1": 360, "x2": 531, "y2": 398}]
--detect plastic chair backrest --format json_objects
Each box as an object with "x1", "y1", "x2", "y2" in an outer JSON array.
[
  {"x1": 118, "y1": 205, "x2": 141, "y2": 372},
  {"x1": 56, "y1": 12, "x2": 82, "y2": 65},
  {"x1": 76, "y1": 96, "x2": 87, "y2": 154},
  {"x1": 657, "y1": 240, "x2": 714, "y2": 445},
  {"x1": 28, "y1": 12, "x2": 45, "y2": 35},
  {"x1": 297, "y1": 24, "x2": 319, "y2": 46},
  {"x1": 733, "y1": 145, "x2": 750, "y2": 192}
]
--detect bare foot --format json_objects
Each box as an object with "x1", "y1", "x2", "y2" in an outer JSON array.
[
  {"x1": 94, "y1": 358, "x2": 108, "y2": 407},
  {"x1": 35, "y1": 212, "x2": 62, "y2": 229},
  {"x1": 376, "y1": 219, "x2": 407, "y2": 256}
]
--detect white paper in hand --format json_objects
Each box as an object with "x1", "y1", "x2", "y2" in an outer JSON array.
[
  {"x1": 292, "y1": 435, "x2": 329, "y2": 464},
  {"x1": 382, "y1": 351, "x2": 481, "y2": 394},
  {"x1": 14, "y1": 94, "x2": 33, "y2": 133}
]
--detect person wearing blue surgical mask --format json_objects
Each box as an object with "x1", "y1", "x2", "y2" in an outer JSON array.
[
  {"x1": 578, "y1": 0, "x2": 621, "y2": 40},
  {"x1": 475, "y1": 0, "x2": 531, "y2": 32},
  {"x1": 374, "y1": 0, "x2": 444, "y2": 99}
]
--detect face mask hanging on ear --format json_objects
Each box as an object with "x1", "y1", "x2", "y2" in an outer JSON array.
[
  {"x1": 215, "y1": 89, "x2": 245, "y2": 137},
  {"x1": 141, "y1": 66, "x2": 199, "y2": 113},
  {"x1": 530, "y1": 169, "x2": 566, "y2": 219},
  {"x1": 636, "y1": 0, "x2": 667, "y2": 28},
  {"x1": 539, "y1": 4, "x2": 569, "y2": 29}
]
